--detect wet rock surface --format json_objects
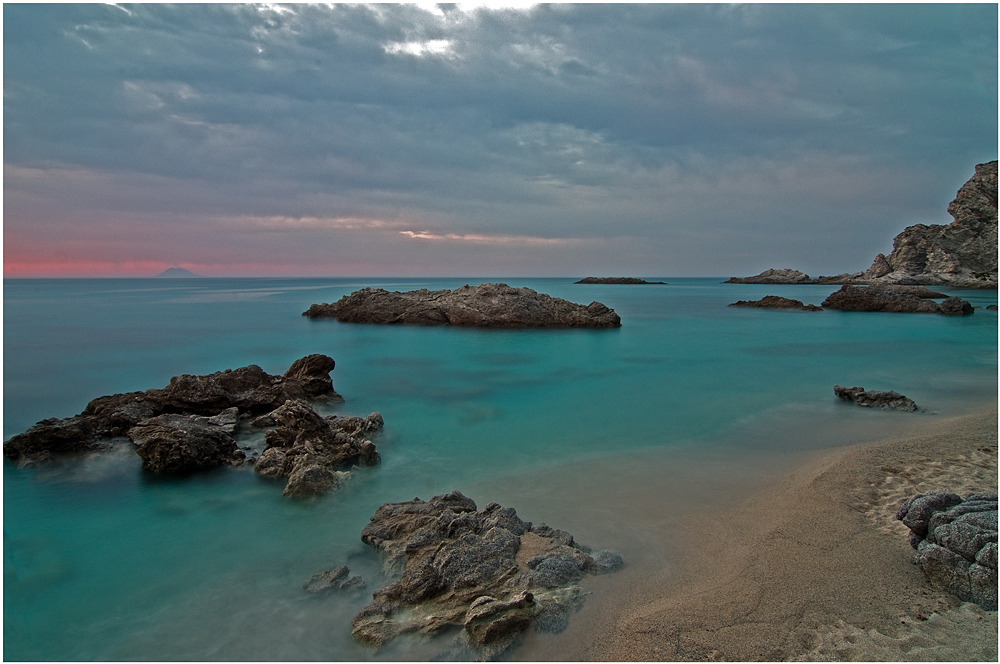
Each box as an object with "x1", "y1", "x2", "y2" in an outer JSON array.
[
  {"x1": 346, "y1": 491, "x2": 624, "y2": 659},
  {"x1": 834, "y1": 385, "x2": 919, "y2": 411},
  {"x1": 252, "y1": 401, "x2": 382, "y2": 498},
  {"x1": 729, "y1": 295, "x2": 823, "y2": 311},
  {"x1": 4, "y1": 355, "x2": 379, "y2": 496},
  {"x1": 303, "y1": 565, "x2": 366, "y2": 594},
  {"x1": 896, "y1": 492, "x2": 998, "y2": 610},
  {"x1": 821, "y1": 284, "x2": 972, "y2": 315},
  {"x1": 304, "y1": 282, "x2": 622, "y2": 328}
]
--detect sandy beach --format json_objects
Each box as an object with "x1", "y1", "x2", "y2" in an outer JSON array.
[{"x1": 514, "y1": 404, "x2": 998, "y2": 662}]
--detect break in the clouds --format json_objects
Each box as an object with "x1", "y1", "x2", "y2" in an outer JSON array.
[{"x1": 3, "y1": 2, "x2": 997, "y2": 277}]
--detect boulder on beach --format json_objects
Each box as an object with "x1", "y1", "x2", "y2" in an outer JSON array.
[
  {"x1": 728, "y1": 295, "x2": 822, "y2": 311},
  {"x1": 821, "y1": 285, "x2": 973, "y2": 315},
  {"x1": 834, "y1": 385, "x2": 919, "y2": 411},
  {"x1": 346, "y1": 491, "x2": 624, "y2": 659},
  {"x1": 896, "y1": 492, "x2": 998, "y2": 610},
  {"x1": 303, "y1": 283, "x2": 622, "y2": 328},
  {"x1": 2, "y1": 355, "x2": 374, "y2": 489}
]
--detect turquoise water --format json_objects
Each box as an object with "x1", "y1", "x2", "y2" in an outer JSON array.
[{"x1": 3, "y1": 277, "x2": 997, "y2": 661}]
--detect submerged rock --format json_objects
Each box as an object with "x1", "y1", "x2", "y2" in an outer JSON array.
[
  {"x1": 834, "y1": 385, "x2": 919, "y2": 411},
  {"x1": 346, "y1": 491, "x2": 624, "y2": 659},
  {"x1": 304, "y1": 283, "x2": 622, "y2": 328},
  {"x1": 821, "y1": 284, "x2": 972, "y2": 315},
  {"x1": 303, "y1": 565, "x2": 365, "y2": 594},
  {"x1": 728, "y1": 295, "x2": 823, "y2": 311},
  {"x1": 896, "y1": 492, "x2": 998, "y2": 610}
]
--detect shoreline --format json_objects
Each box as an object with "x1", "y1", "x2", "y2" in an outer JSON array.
[{"x1": 511, "y1": 403, "x2": 998, "y2": 661}]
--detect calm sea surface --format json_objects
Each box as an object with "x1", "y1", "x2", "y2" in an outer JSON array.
[{"x1": 3, "y1": 277, "x2": 997, "y2": 661}]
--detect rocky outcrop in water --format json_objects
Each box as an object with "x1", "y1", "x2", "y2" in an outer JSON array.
[
  {"x1": 895, "y1": 492, "x2": 998, "y2": 610},
  {"x1": 724, "y1": 268, "x2": 866, "y2": 285},
  {"x1": 821, "y1": 285, "x2": 972, "y2": 315},
  {"x1": 304, "y1": 283, "x2": 621, "y2": 328},
  {"x1": 2, "y1": 355, "x2": 379, "y2": 494},
  {"x1": 726, "y1": 161, "x2": 998, "y2": 288},
  {"x1": 348, "y1": 491, "x2": 624, "y2": 659},
  {"x1": 252, "y1": 400, "x2": 382, "y2": 497},
  {"x1": 728, "y1": 295, "x2": 822, "y2": 311},
  {"x1": 574, "y1": 277, "x2": 666, "y2": 284},
  {"x1": 834, "y1": 385, "x2": 919, "y2": 411}
]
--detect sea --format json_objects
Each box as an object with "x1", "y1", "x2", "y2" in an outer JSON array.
[{"x1": 3, "y1": 277, "x2": 997, "y2": 661}]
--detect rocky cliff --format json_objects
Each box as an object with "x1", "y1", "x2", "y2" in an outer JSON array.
[
  {"x1": 865, "y1": 161, "x2": 998, "y2": 288},
  {"x1": 727, "y1": 161, "x2": 998, "y2": 288}
]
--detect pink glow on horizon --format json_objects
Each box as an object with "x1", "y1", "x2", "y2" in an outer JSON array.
[{"x1": 2, "y1": 256, "x2": 425, "y2": 278}]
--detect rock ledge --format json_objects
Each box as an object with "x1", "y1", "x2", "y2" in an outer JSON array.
[
  {"x1": 347, "y1": 491, "x2": 623, "y2": 659},
  {"x1": 304, "y1": 283, "x2": 621, "y2": 328}
]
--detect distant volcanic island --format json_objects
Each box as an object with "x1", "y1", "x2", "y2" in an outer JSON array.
[
  {"x1": 155, "y1": 267, "x2": 201, "y2": 278},
  {"x1": 726, "y1": 160, "x2": 998, "y2": 289},
  {"x1": 304, "y1": 282, "x2": 621, "y2": 328},
  {"x1": 574, "y1": 277, "x2": 666, "y2": 284}
]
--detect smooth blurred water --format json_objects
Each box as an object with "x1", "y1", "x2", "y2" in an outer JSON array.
[{"x1": 3, "y1": 277, "x2": 997, "y2": 661}]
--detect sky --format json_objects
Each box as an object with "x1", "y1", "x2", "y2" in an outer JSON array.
[{"x1": 3, "y1": 2, "x2": 997, "y2": 278}]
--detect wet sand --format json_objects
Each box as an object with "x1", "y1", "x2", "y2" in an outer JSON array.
[{"x1": 515, "y1": 404, "x2": 998, "y2": 661}]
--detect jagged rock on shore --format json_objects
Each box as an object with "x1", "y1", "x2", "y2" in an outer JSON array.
[
  {"x1": 834, "y1": 385, "x2": 919, "y2": 411},
  {"x1": 725, "y1": 161, "x2": 999, "y2": 288},
  {"x1": 821, "y1": 285, "x2": 973, "y2": 315},
  {"x1": 3, "y1": 355, "x2": 380, "y2": 496},
  {"x1": 252, "y1": 400, "x2": 382, "y2": 498},
  {"x1": 728, "y1": 295, "x2": 823, "y2": 311},
  {"x1": 574, "y1": 277, "x2": 666, "y2": 284},
  {"x1": 304, "y1": 283, "x2": 622, "y2": 328},
  {"x1": 346, "y1": 490, "x2": 624, "y2": 659},
  {"x1": 896, "y1": 492, "x2": 998, "y2": 610}
]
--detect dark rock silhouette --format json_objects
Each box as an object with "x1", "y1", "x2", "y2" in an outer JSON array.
[
  {"x1": 821, "y1": 284, "x2": 972, "y2": 315},
  {"x1": 729, "y1": 295, "x2": 822, "y2": 311},
  {"x1": 574, "y1": 277, "x2": 666, "y2": 284}
]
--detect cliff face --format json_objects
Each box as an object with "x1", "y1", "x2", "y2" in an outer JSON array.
[{"x1": 866, "y1": 161, "x2": 998, "y2": 288}]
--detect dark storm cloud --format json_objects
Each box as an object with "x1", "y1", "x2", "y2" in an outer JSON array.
[{"x1": 3, "y1": 3, "x2": 996, "y2": 276}]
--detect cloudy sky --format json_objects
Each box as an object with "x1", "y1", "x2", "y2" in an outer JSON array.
[{"x1": 4, "y1": 2, "x2": 997, "y2": 278}]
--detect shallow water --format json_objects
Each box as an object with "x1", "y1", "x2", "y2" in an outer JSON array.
[{"x1": 3, "y1": 277, "x2": 997, "y2": 661}]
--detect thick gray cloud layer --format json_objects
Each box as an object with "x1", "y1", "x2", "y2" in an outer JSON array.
[{"x1": 4, "y1": 3, "x2": 997, "y2": 276}]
